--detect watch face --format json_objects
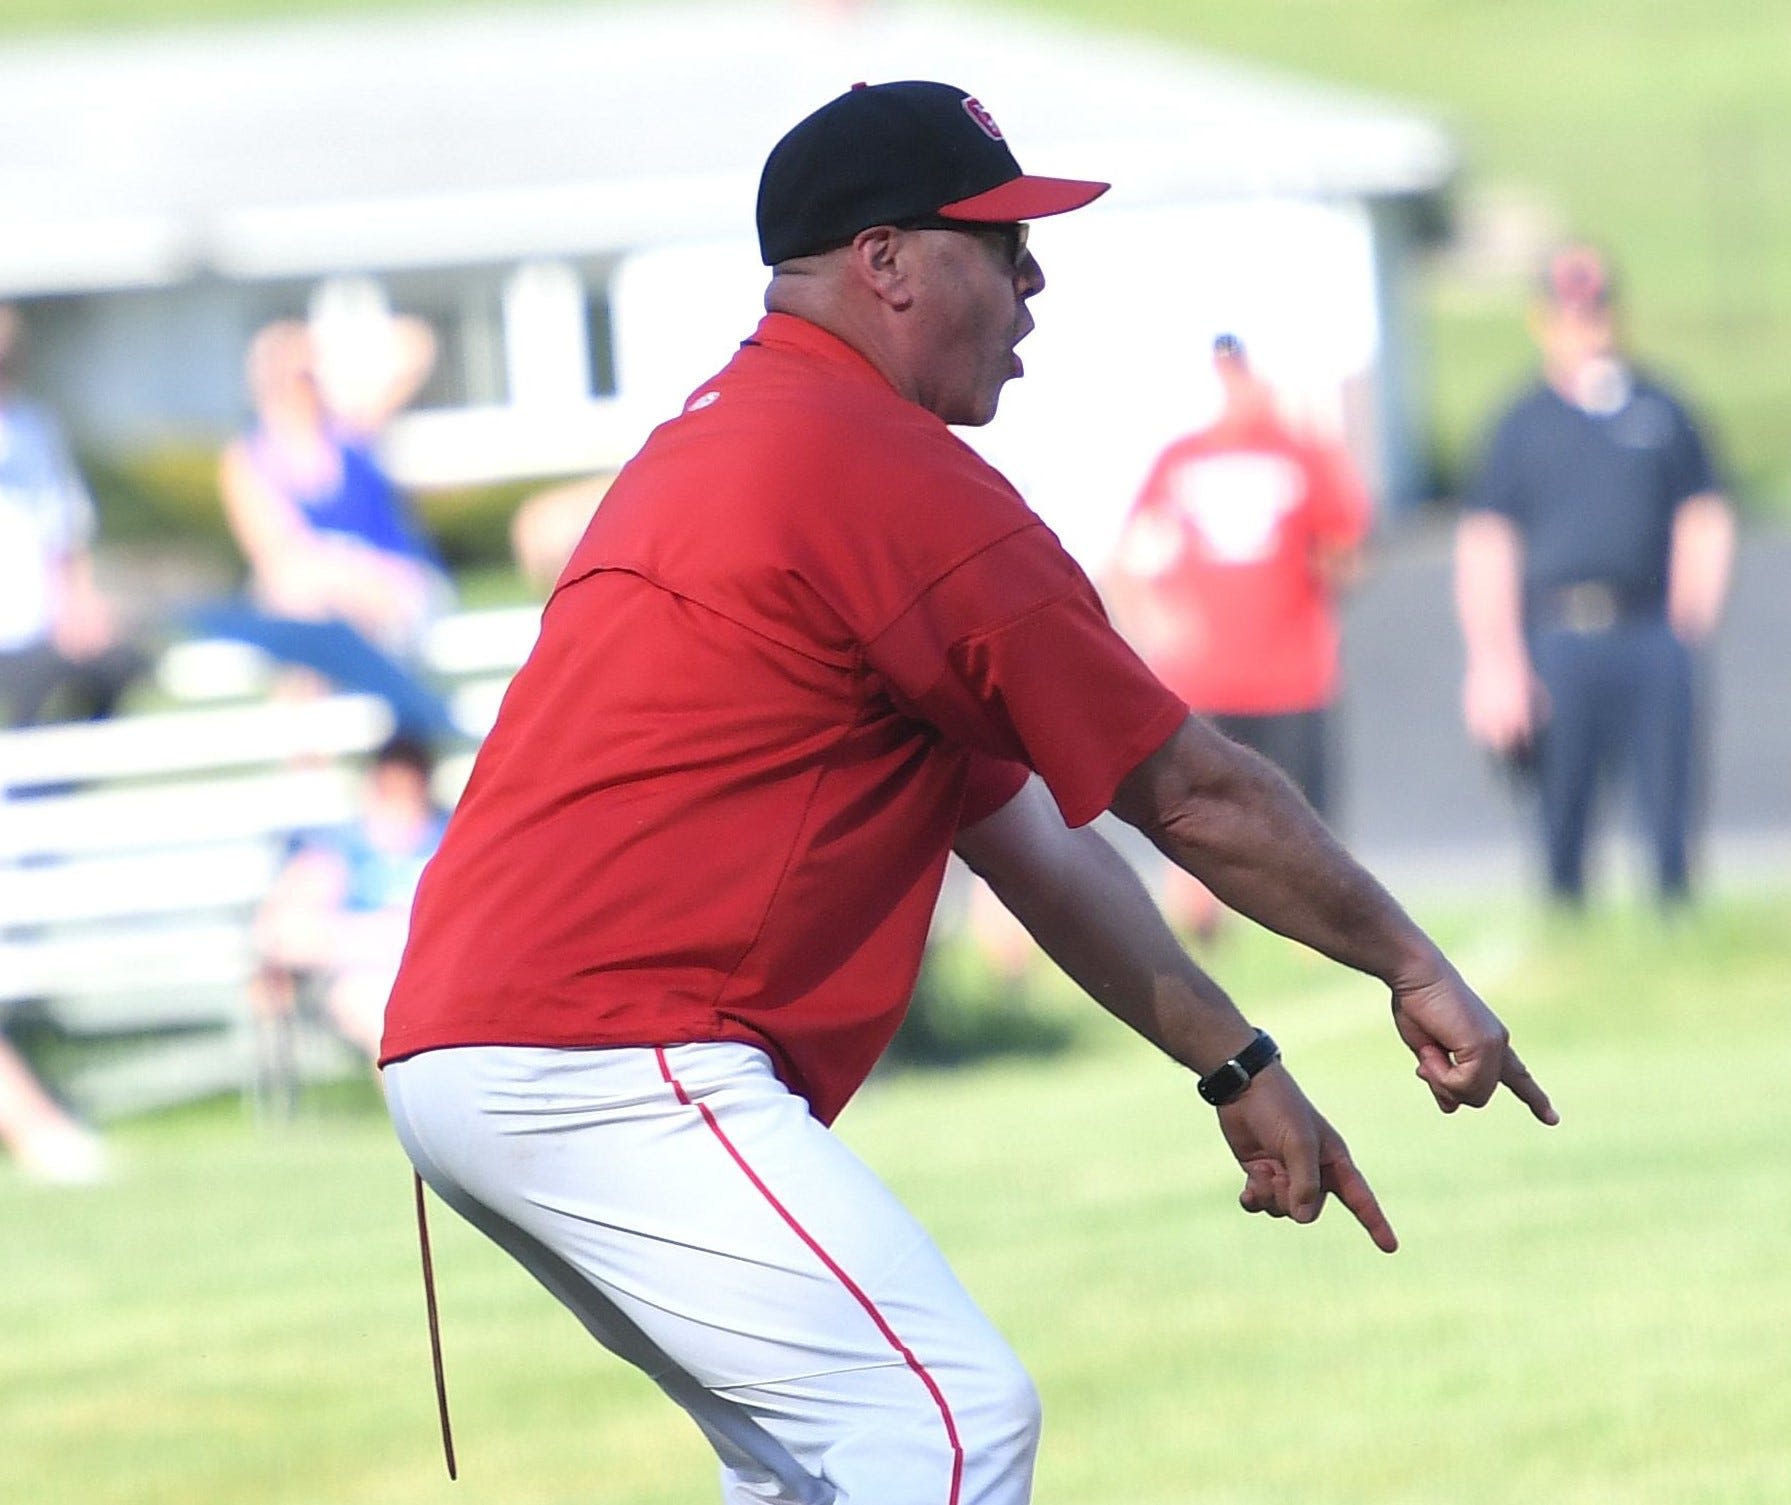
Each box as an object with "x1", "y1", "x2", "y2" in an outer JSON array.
[{"x1": 1198, "y1": 1062, "x2": 1249, "y2": 1106}]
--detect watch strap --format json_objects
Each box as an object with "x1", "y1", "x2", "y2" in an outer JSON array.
[{"x1": 1195, "y1": 1029, "x2": 1280, "y2": 1107}]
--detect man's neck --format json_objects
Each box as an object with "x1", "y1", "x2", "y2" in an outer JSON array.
[
  {"x1": 766, "y1": 276, "x2": 915, "y2": 408},
  {"x1": 1547, "y1": 356, "x2": 1632, "y2": 415}
]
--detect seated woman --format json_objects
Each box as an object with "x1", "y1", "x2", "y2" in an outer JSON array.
[{"x1": 205, "y1": 316, "x2": 457, "y2": 739}]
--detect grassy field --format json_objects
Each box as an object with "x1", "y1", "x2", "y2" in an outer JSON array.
[
  {"x1": 4, "y1": 893, "x2": 1788, "y2": 1505},
  {"x1": 1, "y1": 0, "x2": 1788, "y2": 514}
]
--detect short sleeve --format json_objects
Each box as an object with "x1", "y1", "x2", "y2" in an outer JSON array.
[
  {"x1": 1663, "y1": 399, "x2": 1720, "y2": 505},
  {"x1": 1110, "y1": 456, "x2": 1187, "y2": 583},
  {"x1": 865, "y1": 525, "x2": 1188, "y2": 827},
  {"x1": 958, "y1": 754, "x2": 1028, "y2": 829},
  {"x1": 1467, "y1": 407, "x2": 1529, "y2": 524},
  {"x1": 1307, "y1": 439, "x2": 1373, "y2": 546}
]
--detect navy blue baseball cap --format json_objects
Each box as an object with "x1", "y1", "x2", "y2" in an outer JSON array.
[{"x1": 756, "y1": 80, "x2": 1110, "y2": 265}]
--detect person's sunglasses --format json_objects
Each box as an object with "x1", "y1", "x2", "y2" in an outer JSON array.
[{"x1": 892, "y1": 218, "x2": 1030, "y2": 270}]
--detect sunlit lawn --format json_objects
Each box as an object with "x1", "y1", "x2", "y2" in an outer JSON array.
[{"x1": 4, "y1": 892, "x2": 1787, "y2": 1504}]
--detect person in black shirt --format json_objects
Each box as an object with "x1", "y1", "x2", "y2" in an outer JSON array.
[{"x1": 1454, "y1": 244, "x2": 1735, "y2": 903}]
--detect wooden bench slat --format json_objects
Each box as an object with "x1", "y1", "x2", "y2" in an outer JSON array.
[
  {"x1": 422, "y1": 604, "x2": 541, "y2": 677},
  {"x1": 0, "y1": 693, "x2": 392, "y2": 788},
  {"x1": 0, "y1": 922, "x2": 256, "y2": 1004},
  {"x1": 0, "y1": 766, "x2": 360, "y2": 860},
  {"x1": 0, "y1": 843, "x2": 281, "y2": 928},
  {"x1": 0, "y1": 603, "x2": 535, "y2": 1113}
]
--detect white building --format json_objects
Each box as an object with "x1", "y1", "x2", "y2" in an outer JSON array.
[{"x1": 0, "y1": 0, "x2": 1456, "y2": 564}]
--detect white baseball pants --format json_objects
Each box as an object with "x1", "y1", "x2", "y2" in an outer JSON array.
[{"x1": 383, "y1": 1042, "x2": 1040, "y2": 1504}]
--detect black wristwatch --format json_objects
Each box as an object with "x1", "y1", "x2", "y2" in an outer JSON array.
[{"x1": 1195, "y1": 1030, "x2": 1280, "y2": 1107}]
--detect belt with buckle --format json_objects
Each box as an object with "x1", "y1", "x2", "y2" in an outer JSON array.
[
  {"x1": 1538, "y1": 581, "x2": 1663, "y2": 634},
  {"x1": 1557, "y1": 582, "x2": 1621, "y2": 632}
]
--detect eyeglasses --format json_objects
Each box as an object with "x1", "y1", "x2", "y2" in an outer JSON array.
[{"x1": 893, "y1": 218, "x2": 1031, "y2": 271}]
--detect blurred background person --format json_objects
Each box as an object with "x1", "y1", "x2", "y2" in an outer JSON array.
[
  {"x1": 222, "y1": 315, "x2": 444, "y2": 652},
  {"x1": 508, "y1": 471, "x2": 613, "y2": 594},
  {"x1": 198, "y1": 313, "x2": 458, "y2": 740},
  {"x1": 251, "y1": 733, "x2": 446, "y2": 1062},
  {"x1": 1455, "y1": 243, "x2": 1735, "y2": 907},
  {"x1": 0, "y1": 303, "x2": 147, "y2": 729},
  {"x1": 0, "y1": 1032, "x2": 107, "y2": 1184},
  {"x1": 1102, "y1": 332, "x2": 1373, "y2": 934}
]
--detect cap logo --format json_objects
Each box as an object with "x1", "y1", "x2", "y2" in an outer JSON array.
[{"x1": 961, "y1": 96, "x2": 1004, "y2": 141}]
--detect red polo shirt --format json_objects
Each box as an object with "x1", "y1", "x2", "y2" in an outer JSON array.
[{"x1": 381, "y1": 313, "x2": 1185, "y2": 1122}]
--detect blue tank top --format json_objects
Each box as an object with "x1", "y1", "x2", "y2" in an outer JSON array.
[{"x1": 250, "y1": 425, "x2": 438, "y2": 568}]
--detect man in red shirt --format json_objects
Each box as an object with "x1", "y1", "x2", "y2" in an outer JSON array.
[
  {"x1": 1109, "y1": 333, "x2": 1370, "y2": 810},
  {"x1": 381, "y1": 81, "x2": 1553, "y2": 1505},
  {"x1": 1105, "y1": 333, "x2": 1372, "y2": 932}
]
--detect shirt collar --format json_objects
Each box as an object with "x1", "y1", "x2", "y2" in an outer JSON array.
[{"x1": 744, "y1": 312, "x2": 901, "y2": 397}]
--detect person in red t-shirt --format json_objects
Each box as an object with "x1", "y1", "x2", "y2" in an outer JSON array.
[
  {"x1": 379, "y1": 81, "x2": 1554, "y2": 1505},
  {"x1": 1105, "y1": 333, "x2": 1371, "y2": 935}
]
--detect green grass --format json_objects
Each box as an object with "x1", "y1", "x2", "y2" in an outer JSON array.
[
  {"x1": 3, "y1": 0, "x2": 1790, "y2": 517},
  {"x1": 5, "y1": 893, "x2": 1788, "y2": 1504}
]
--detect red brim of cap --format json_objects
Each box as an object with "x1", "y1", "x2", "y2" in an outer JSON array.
[{"x1": 938, "y1": 174, "x2": 1110, "y2": 223}]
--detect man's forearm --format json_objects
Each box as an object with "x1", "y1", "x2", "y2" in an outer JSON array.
[
  {"x1": 956, "y1": 780, "x2": 1255, "y2": 1075},
  {"x1": 1112, "y1": 720, "x2": 1443, "y2": 991},
  {"x1": 1455, "y1": 512, "x2": 1528, "y2": 670},
  {"x1": 1667, "y1": 492, "x2": 1735, "y2": 641}
]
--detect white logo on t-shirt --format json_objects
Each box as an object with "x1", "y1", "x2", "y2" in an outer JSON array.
[{"x1": 1170, "y1": 453, "x2": 1303, "y2": 563}]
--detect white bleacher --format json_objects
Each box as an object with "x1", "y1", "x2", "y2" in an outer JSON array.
[
  {"x1": 0, "y1": 693, "x2": 392, "y2": 789},
  {"x1": 152, "y1": 602, "x2": 543, "y2": 703},
  {"x1": 0, "y1": 763, "x2": 360, "y2": 862},
  {"x1": 422, "y1": 604, "x2": 543, "y2": 677},
  {"x1": 0, "y1": 603, "x2": 536, "y2": 1119}
]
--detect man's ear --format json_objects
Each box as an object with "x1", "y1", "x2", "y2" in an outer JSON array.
[{"x1": 850, "y1": 227, "x2": 914, "y2": 311}]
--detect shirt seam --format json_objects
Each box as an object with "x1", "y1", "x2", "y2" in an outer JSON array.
[
  {"x1": 550, "y1": 562, "x2": 855, "y2": 671},
  {"x1": 886, "y1": 578, "x2": 1095, "y2": 714},
  {"x1": 860, "y1": 518, "x2": 1063, "y2": 650}
]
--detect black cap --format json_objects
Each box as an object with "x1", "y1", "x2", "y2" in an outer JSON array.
[{"x1": 756, "y1": 80, "x2": 1110, "y2": 265}]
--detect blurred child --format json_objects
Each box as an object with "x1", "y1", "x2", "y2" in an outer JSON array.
[{"x1": 252, "y1": 734, "x2": 447, "y2": 1057}]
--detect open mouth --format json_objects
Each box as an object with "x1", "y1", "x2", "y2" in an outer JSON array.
[{"x1": 1011, "y1": 318, "x2": 1034, "y2": 377}]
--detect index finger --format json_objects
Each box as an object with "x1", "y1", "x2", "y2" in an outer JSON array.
[
  {"x1": 1324, "y1": 1150, "x2": 1398, "y2": 1254},
  {"x1": 1500, "y1": 1046, "x2": 1559, "y2": 1125}
]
